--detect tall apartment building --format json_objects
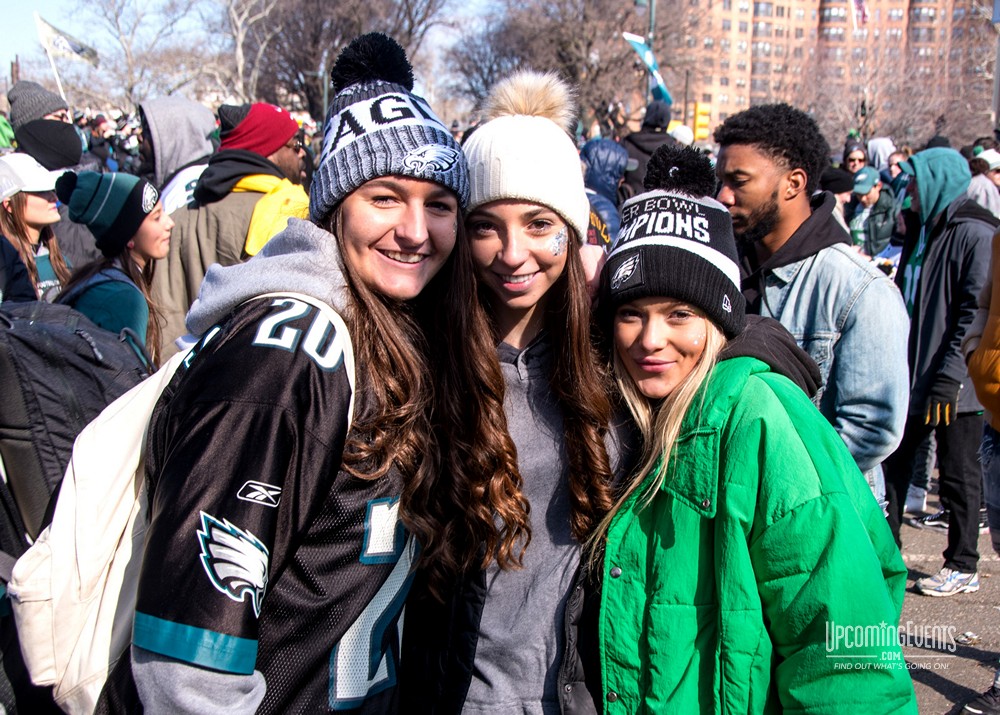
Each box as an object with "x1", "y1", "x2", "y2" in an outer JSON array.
[{"x1": 669, "y1": 0, "x2": 994, "y2": 142}]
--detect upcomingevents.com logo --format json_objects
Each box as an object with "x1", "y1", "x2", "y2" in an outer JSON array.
[{"x1": 824, "y1": 620, "x2": 957, "y2": 671}]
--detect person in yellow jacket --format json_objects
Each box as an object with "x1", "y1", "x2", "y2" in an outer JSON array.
[
  {"x1": 150, "y1": 102, "x2": 308, "y2": 359},
  {"x1": 963, "y1": 227, "x2": 1000, "y2": 714}
]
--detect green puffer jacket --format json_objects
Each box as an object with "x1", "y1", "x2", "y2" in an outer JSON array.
[{"x1": 599, "y1": 357, "x2": 916, "y2": 714}]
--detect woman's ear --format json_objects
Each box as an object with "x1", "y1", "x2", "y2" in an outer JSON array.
[
  {"x1": 1, "y1": 200, "x2": 11, "y2": 214},
  {"x1": 127, "y1": 240, "x2": 135, "y2": 250}
]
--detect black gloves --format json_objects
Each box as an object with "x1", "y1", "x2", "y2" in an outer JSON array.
[{"x1": 924, "y1": 376, "x2": 961, "y2": 427}]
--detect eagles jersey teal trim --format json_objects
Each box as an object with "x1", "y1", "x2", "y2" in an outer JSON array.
[{"x1": 133, "y1": 612, "x2": 258, "y2": 674}]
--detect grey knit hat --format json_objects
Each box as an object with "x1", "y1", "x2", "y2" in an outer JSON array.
[
  {"x1": 7, "y1": 81, "x2": 68, "y2": 131},
  {"x1": 309, "y1": 33, "x2": 469, "y2": 223}
]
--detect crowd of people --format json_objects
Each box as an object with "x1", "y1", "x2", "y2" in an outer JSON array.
[{"x1": 1, "y1": 29, "x2": 1000, "y2": 714}]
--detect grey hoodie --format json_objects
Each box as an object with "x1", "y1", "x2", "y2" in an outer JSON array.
[
  {"x1": 140, "y1": 96, "x2": 216, "y2": 189},
  {"x1": 185, "y1": 218, "x2": 349, "y2": 339}
]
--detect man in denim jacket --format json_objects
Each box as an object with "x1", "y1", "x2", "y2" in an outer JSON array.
[{"x1": 714, "y1": 104, "x2": 909, "y2": 510}]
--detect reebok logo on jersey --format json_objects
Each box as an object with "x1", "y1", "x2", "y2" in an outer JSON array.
[
  {"x1": 237, "y1": 480, "x2": 282, "y2": 508},
  {"x1": 197, "y1": 512, "x2": 270, "y2": 617}
]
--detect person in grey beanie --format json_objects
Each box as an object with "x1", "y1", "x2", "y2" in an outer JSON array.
[
  {"x1": 7, "y1": 81, "x2": 106, "y2": 269},
  {"x1": 621, "y1": 99, "x2": 678, "y2": 197},
  {"x1": 6, "y1": 81, "x2": 69, "y2": 131}
]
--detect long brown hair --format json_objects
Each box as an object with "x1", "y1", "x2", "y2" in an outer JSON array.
[
  {"x1": 539, "y1": 234, "x2": 615, "y2": 540},
  {"x1": 475, "y1": 230, "x2": 616, "y2": 545},
  {"x1": 326, "y1": 210, "x2": 524, "y2": 598},
  {"x1": 0, "y1": 192, "x2": 71, "y2": 295},
  {"x1": 60, "y1": 249, "x2": 164, "y2": 367}
]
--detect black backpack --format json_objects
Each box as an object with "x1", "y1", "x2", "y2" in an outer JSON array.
[{"x1": 0, "y1": 301, "x2": 150, "y2": 559}]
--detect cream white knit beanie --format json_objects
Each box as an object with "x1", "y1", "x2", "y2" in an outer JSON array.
[{"x1": 463, "y1": 71, "x2": 590, "y2": 243}]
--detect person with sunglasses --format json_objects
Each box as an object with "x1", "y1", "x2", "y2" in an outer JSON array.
[
  {"x1": 843, "y1": 139, "x2": 868, "y2": 173},
  {"x1": 151, "y1": 101, "x2": 310, "y2": 360}
]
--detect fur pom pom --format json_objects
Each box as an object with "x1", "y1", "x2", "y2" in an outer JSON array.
[
  {"x1": 644, "y1": 144, "x2": 717, "y2": 196},
  {"x1": 330, "y1": 33, "x2": 414, "y2": 93},
  {"x1": 483, "y1": 71, "x2": 577, "y2": 135}
]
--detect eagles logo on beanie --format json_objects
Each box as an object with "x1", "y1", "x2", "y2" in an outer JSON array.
[
  {"x1": 56, "y1": 171, "x2": 159, "y2": 257},
  {"x1": 309, "y1": 33, "x2": 469, "y2": 223},
  {"x1": 601, "y1": 145, "x2": 746, "y2": 338},
  {"x1": 463, "y1": 71, "x2": 591, "y2": 245}
]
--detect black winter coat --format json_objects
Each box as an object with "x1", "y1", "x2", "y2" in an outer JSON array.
[{"x1": 621, "y1": 129, "x2": 676, "y2": 197}]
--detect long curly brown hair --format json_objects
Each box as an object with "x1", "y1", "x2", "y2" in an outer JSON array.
[
  {"x1": 478, "y1": 233, "x2": 615, "y2": 542},
  {"x1": 547, "y1": 237, "x2": 616, "y2": 539},
  {"x1": 326, "y1": 209, "x2": 525, "y2": 598}
]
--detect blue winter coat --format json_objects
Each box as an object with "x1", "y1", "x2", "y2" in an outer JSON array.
[{"x1": 581, "y1": 139, "x2": 629, "y2": 241}]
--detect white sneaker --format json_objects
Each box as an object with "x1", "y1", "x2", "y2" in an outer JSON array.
[
  {"x1": 905, "y1": 486, "x2": 927, "y2": 516},
  {"x1": 916, "y1": 567, "x2": 980, "y2": 597}
]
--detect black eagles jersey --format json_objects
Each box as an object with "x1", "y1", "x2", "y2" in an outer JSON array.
[{"x1": 133, "y1": 295, "x2": 412, "y2": 713}]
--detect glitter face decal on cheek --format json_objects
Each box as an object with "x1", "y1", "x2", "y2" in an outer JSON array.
[{"x1": 549, "y1": 227, "x2": 568, "y2": 256}]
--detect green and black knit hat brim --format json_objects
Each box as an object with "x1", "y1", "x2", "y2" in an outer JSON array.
[{"x1": 56, "y1": 171, "x2": 159, "y2": 257}]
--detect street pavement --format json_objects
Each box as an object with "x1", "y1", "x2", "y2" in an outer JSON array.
[{"x1": 901, "y1": 496, "x2": 999, "y2": 714}]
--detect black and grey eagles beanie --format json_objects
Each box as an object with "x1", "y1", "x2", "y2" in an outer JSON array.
[
  {"x1": 601, "y1": 144, "x2": 746, "y2": 338},
  {"x1": 309, "y1": 33, "x2": 470, "y2": 223}
]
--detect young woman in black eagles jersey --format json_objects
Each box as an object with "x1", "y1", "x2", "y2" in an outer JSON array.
[{"x1": 103, "y1": 34, "x2": 519, "y2": 714}]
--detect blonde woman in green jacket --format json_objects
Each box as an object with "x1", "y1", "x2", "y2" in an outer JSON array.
[{"x1": 587, "y1": 146, "x2": 917, "y2": 713}]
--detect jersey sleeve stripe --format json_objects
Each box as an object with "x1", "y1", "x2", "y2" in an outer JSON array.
[{"x1": 133, "y1": 611, "x2": 257, "y2": 675}]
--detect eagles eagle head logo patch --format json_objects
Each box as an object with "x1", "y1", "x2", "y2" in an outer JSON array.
[
  {"x1": 402, "y1": 145, "x2": 460, "y2": 174},
  {"x1": 611, "y1": 253, "x2": 641, "y2": 291},
  {"x1": 197, "y1": 512, "x2": 270, "y2": 617},
  {"x1": 141, "y1": 183, "x2": 158, "y2": 213}
]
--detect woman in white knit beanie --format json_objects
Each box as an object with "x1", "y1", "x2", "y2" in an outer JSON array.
[{"x1": 402, "y1": 71, "x2": 626, "y2": 713}]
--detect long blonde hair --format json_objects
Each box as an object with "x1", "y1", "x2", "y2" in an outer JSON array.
[{"x1": 586, "y1": 319, "x2": 727, "y2": 563}]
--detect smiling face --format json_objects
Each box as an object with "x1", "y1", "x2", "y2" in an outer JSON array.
[
  {"x1": 466, "y1": 200, "x2": 570, "y2": 346},
  {"x1": 339, "y1": 176, "x2": 459, "y2": 301},
  {"x1": 129, "y1": 201, "x2": 174, "y2": 268},
  {"x1": 614, "y1": 297, "x2": 709, "y2": 400}
]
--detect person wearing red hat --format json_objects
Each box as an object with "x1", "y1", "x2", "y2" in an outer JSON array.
[{"x1": 151, "y1": 102, "x2": 309, "y2": 359}]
